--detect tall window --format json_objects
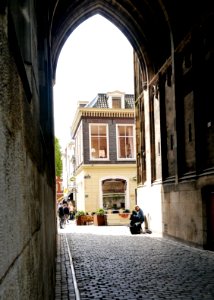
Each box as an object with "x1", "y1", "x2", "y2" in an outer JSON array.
[
  {"x1": 117, "y1": 125, "x2": 135, "y2": 159},
  {"x1": 75, "y1": 122, "x2": 83, "y2": 167},
  {"x1": 90, "y1": 124, "x2": 108, "y2": 160}
]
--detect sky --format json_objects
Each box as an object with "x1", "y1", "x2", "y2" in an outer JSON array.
[{"x1": 53, "y1": 14, "x2": 134, "y2": 149}]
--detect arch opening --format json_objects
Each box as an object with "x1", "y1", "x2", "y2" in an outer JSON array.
[
  {"x1": 102, "y1": 178, "x2": 127, "y2": 210},
  {"x1": 54, "y1": 14, "x2": 135, "y2": 148},
  {"x1": 50, "y1": 1, "x2": 172, "y2": 84}
]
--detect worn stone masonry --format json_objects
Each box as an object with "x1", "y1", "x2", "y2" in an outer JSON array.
[{"x1": 0, "y1": 5, "x2": 56, "y2": 300}]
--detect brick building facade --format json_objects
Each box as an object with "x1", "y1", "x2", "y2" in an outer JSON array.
[{"x1": 71, "y1": 91, "x2": 137, "y2": 212}]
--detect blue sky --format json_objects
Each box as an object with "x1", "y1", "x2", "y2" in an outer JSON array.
[{"x1": 53, "y1": 14, "x2": 134, "y2": 149}]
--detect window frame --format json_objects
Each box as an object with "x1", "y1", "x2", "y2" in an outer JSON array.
[
  {"x1": 116, "y1": 124, "x2": 136, "y2": 160},
  {"x1": 89, "y1": 123, "x2": 109, "y2": 161}
]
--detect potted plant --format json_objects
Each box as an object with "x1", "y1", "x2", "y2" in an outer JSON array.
[
  {"x1": 75, "y1": 210, "x2": 86, "y2": 225},
  {"x1": 93, "y1": 208, "x2": 106, "y2": 226},
  {"x1": 119, "y1": 209, "x2": 131, "y2": 219}
]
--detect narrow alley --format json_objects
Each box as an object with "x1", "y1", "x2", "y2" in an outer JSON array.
[{"x1": 55, "y1": 223, "x2": 214, "y2": 300}]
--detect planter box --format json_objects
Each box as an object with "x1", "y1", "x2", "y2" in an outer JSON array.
[
  {"x1": 76, "y1": 215, "x2": 94, "y2": 225},
  {"x1": 93, "y1": 215, "x2": 106, "y2": 226},
  {"x1": 106, "y1": 213, "x2": 131, "y2": 226},
  {"x1": 76, "y1": 216, "x2": 83, "y2": 225}
]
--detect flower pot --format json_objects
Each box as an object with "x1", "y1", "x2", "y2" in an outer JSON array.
[
  {"x1": 93, "y1": 214, "x2": 106, "y2": 226},
  {"x1": 76, "y1": 216, "x2": 83, "y2": 225}
]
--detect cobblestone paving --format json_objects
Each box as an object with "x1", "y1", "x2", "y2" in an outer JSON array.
[
  {"x1": 55, "y1": 234, "x2": 76, "y2": 300},
  {"x1": 66, "y1": 230, "x2": 214, "y2": 300}
]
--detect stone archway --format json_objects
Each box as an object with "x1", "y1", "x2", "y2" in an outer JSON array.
[
  {"x1": 1, "y1": 1, "x2": 214, "y2": 299},
  {"x1": 49, "y1": 0, "x2": 214, "y2": 250},
  {"x1": 50, "y1": 1, "x2": 172, "y2": 83}
]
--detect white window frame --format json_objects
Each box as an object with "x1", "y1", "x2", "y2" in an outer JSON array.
[
  {"x1": 116, "y1": 124, "x2": 136, "y2": 160},
  {"x1": 89, "y1": 123, "x2": 109, "y2": 160}
]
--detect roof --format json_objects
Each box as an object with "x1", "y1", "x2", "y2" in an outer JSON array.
[{"x1": 85, "y1": 92, "x2": 134, "y2": 109}]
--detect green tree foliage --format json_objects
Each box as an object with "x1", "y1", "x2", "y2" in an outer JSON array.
[{"x1": 55, "y1": 137, "x2": 63, "y2": 177}]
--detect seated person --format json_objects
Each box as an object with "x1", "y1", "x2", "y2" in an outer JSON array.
[
  {"x1": 130, "y1": 210, "x2": 139, "y2": 226},
  {"x1": 135, "y1": 205, "x2": 144, "y2": 224},
  {"x1": 129, "y1": 209, "x2": 142, "y2": 234}
]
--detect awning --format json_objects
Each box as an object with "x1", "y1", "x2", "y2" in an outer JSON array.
[{"x1": 56, "y1": 195, "x2": 64, "y2": 203}]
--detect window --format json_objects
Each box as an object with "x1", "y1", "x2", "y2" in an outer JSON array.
[
  {"x1": 107, "y1": 92, "x2": 125, "y2": 108},
  {"x1": 112, "y1": 97, "x2": 121, "y2": 108},
  {"x1": 102, "y1": 179, "x2": 126, "y2": 209},
  {"x1": 117, "y1": 125, "x2": 135, "y2": 159},
  {"x1": 75, "y1": 122, "x2": 83, "y2": 167},
  {"x1": 90, "y1": 124, "x2": 108, "y2": 160}
]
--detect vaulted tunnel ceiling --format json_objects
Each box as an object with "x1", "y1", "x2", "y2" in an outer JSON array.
[{"x1": 47, "y1": 0, "x2": 213, "y2": 81}]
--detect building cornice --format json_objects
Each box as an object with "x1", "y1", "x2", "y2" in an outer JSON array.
[
  {"x1": 75, "y1": 163, "x2": 137, "y2": 175},
  {"x1": 71, "y1": 107, "x2": 135, "y2": 137}
]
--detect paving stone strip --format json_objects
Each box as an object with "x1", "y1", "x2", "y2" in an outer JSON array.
[
  {"x1": 66, "y1": 233, "x2": 214, "y2": 300},
  {"x1": 55, "y1": 234, "x2": 76, "y2": 300}
]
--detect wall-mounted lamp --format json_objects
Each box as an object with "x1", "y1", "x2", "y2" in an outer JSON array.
[
  {"x1": 84, "y1": 174, "x2": 91, "y2": 179},
  {"x1": 69, "y1": 176, "x2": 76, "y2": 182}
]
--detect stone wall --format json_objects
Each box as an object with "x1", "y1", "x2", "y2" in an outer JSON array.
[
  {"x1": 134, "y1": 20, "x2": 214, "y2": 249},
  {"x1": 0, "y1": 7, "x2": 56, "y2": 300},
  {"x1": 137, "y1": 178, "x2": 214, "y2": 248}
]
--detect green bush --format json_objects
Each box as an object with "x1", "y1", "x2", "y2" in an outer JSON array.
[
  {"x1": 75, "y1": 210, "x2": 86, "y2": 218},
  {"x1": 95, "y1": 208, "x2": 105, "y2": 215}
]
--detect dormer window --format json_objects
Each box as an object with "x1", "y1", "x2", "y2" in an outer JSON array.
[
  {"x1": 112, "y1": 97, "x2": 121, "y2": 109},
  {"x1": 107, "y1": 91, "x2": 125, "y2": 109}
]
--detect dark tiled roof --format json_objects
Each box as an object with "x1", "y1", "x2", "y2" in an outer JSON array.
[
  {"x1": 86, "y1": 93, "x2": 134, "y2": 109},
  {"x1": 94, "y1": 93, "x2": 109, "y2": 108},
  {"x1": 124, "y1": 94, "x2": 134, "y2": 109}
]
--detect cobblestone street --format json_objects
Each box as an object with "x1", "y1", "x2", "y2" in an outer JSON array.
[{"x1": 55, "y1": 223, "x2": 214, "y2": 300}]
